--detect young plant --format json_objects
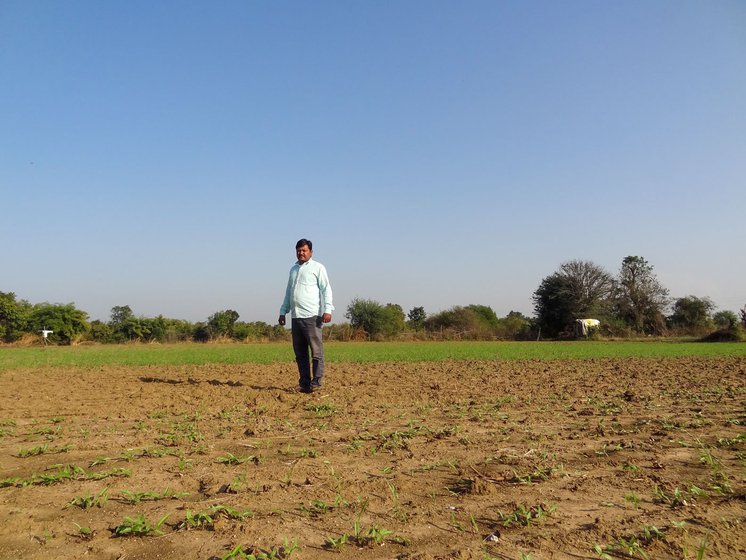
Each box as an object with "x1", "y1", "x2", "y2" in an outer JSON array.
[
  {"x1": 67, "y1": 487, "x2": 109, "y2": 509},
  {"x1": 325, "y1": 532, "x2": 349, "y2": 551},
  {"x1": 499, "y1": 503, "x2": 556, "y2": 528},
  {"x1": 216, "y1": 452, "x2": 258, "y2": 465},
  {"x1": 16, "y1": 444, "x2": 49, "y2": 457},
  {"x1": 73, "y1": 523, "x2": 93, "y2": 540},
  {"x1": 624, "y1": 492, "x2": 641, "y2": 508},
  {"x1": 305, "y1": 402, "x2": 335, "y2": 416},
  {"x1": 112, "y1": 513, "x2": 169, "y2": 537}
]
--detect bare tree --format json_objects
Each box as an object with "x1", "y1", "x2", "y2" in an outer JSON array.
[
  {"x1": 533, "y1": 260, "x2": 613, "y2": 337},
  {"x1": 614, "y1": 256, "x2": 669, "y2": 334}
]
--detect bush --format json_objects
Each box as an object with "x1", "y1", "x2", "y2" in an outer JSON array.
[{"x1": 699, "y1": 327, "x2": 745, "y2": 343}]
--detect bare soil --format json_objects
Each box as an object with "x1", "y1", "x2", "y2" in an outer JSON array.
[{"x1": 0, "y1": 357, "x2": 744, "y2": 560}]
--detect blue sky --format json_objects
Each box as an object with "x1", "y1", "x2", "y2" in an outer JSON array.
[{"x1": 2, "y1": 0, "x2": 745, "y2": 323}]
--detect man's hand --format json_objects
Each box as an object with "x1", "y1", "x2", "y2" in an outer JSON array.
[
  {"x1": 278, "y1": 315, "x2": 286, "y2": 326},
  {"x1": 322, "y1": 313, "x2": 332, "y2": 324}
]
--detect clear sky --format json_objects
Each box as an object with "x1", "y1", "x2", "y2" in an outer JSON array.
[{"x1": 2, "y1": 0, "x2": 745, "y2": 324}]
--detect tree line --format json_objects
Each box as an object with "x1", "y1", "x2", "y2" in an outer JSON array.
[
  {"x1": 0, "y1": 298, "x2": 286, "y2": 346},
  {"x1": 1, "y1": 254, "x2": 744, "y2": 345},
  {"x1": 532, "y1": 256, "x2": 743, "y2": 339}
]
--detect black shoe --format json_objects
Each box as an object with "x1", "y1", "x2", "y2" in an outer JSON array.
[
  {"x1": 310, "y1": 383, "x2": 322, "y2": 392},
  {"x1": 299, "y1": 386, "x2": 312, "y2": 394}
]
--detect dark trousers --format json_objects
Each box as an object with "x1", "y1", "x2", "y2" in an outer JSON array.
[{"x1": 291, "y1": 317, "x2": 325, "y2": 389}]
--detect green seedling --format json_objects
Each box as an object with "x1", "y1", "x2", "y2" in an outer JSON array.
[
  {"x1": 73, "y1": 523, "x2": 93, "y2": 539},
  {"x1": 299, "y1": 499, "x2": 331, "y2": 517},
  {"x1": 112, "y1": 513, "x2": 169, "y2": 537},
  {"x1": 181, "y1": 509, "x2": 215, "y2": 529},
  {"x1": 67, "y1": 487, "x2": 109, "y2": 509},
  {"x1": 615, "y1": 535, "x2": 648, "y2": 559},
  {"x1": 221, "y1": 538, "x2": 299, "y2": 560},
  {"x1": 326, "y1": 521, "x2": 396, "y2": 550},
  {"x1": 624, "y1": 492, "x2": 641, "y2": 508},
  {"x1": 325, "y1": 533, "x2": 349, "y2": 551},
  {"x1": 696, "y1": 533, "x2": 709, "y2": 560},
  {"x1": 120, "y1": 488, "x2": 188, "y2": 504},
  {"x1": 89, "y1": 456, "x2": 111, "y2": 467},
  {"x1": 593, "y1": 544, "x2": 613, "y2": 560},
  {"x1": 216, "y1": 452, "x2": 258, "y2": 465},
  {"x1": 499, "y1": 503, "x2": 556, "y2": 527},
  {"x1": 717, "y1": 433, "x2": 744, "y2": 447},
  {"x1": 653, "y1": 485, "x2": 686, "y2": 508},
  {"x1": 34, "y1": 463, "x2": 86, "y2": 485},
  {"x1": 16, "y1": 444, "x2": 49, "y2": 457},
  {"x1": 510, "y1": 465, "x2": 553, "y2": 484},
  {"x1": 180, "y1": 504, "x2": 254, "y2": 529},
  {"x1": 305, "y1": 403, "x2": 335, "y2": 416}
]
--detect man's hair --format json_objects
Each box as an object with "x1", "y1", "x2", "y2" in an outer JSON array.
[{"x1": 296, "y1": 238, "x2": 313, "y2": 250}]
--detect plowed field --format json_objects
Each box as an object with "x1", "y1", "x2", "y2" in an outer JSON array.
[{"x1": 1, "y1": 357, "x2": 744, "y2": 559}]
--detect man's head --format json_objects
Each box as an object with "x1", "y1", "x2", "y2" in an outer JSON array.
[{"x1": 296, "y1": 239, "x2": 313, "y2": 263}]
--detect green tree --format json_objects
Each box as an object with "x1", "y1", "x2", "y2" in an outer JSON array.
[
  {"x1": 0, "y1": 291, "x2": 31, "y2": 342},
  {"x1": 87, "y1": 320, "x2": 114, "y2": 343},
  {"x1": 110, "y1": 305, "x2": 134, "y2": 325},
  {"x1": 108, "y1": 305, "x2": 145, "y2": 342},
  {"x1": 407, "y1": 306, "x2": 427, "y2": 331},
  {"x1": 345, "y1": 298, "x2": 405, "y2": 339},
  {"x1": 713, "y1": 310, "x2": 739, "y2": 329},
  {"x1": 466, "y1": 304, "x2": 500, "y2": 331},
  {"x1": 381, "y1": 303, "x2": 406, "y2": 337},
  {"x1": 532, "y1": 273, "x2": 576, "y2": 337},
  {"x1": 668, "y1": 296, "x2": 714, "y2": 331},
  {"x1": 425, "y1": 306, "x2": 482, "y2": 338},
  {"x1": 533, "y1": 260, "x2": 614, "y2": 338},
  {"x1": 559, "y1": 260, "x2": 614, "y2": 317},
  {"x1": 207, "y1": 309, "x2": 240, "y2": 339},
  {"x1": 28, "y1": 303, "x2": 90, "y2": 345},
  {"x1": 614, "y1": 256, "x2": 669, "y2": 334},
  {"x1": 498, "y1": 311, "x2": 534, "y2": 340}
]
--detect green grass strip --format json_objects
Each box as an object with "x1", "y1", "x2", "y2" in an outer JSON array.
[{"x1": 1, "y1": 340, "x2": 744, "y2": 370}]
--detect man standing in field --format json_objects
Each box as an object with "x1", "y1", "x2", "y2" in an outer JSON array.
[{"x1": 279, "y1": 239, "x2": 334, "y2": 393}]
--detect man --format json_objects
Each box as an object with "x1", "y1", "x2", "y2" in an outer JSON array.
[{"x1": 279, "y1": 239, "x2": 333, "y2": 393}]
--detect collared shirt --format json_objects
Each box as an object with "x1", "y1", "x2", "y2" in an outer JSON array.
[{"x1": 280, "y1": 258, "x2": 334, "y2": 319}]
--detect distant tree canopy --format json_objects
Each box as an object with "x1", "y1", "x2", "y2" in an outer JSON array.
[
  {"x1": 345, "y1": 298, "x2": 406, "y2": 339},
  {"x1": 613, "y1": 256, "x2": 670, "y2": 334},
  {"x1": 0, "y1": 291, "x2": 31, "y2": 343},
  {"x1": 425, "y1": 305, "x2": 533, "y2": 340},
  {"x1": 207, "y1": 309, "x2": 240, "y2": 339},
  {"x1": 713, "y1": 310, "x2": 739, "y2": 329},
  {"x1": 534, "y1": 256, "x2": 676, "y2": 337},
  {"x1": 668, "y1": 296, "x2": 714, "y2": 331},
  {"x1": 28, "y1": 303, "x2": 90, "y2": 345},
  {"x1": 407, "y1": 306, "x2": 427, "y2": 331},
  {"x1": 2, "y1": 258, "x2": 741, "y2": 344},
  {"x1": 533, "y1": 260, "x2": 613, "y2": 337}
]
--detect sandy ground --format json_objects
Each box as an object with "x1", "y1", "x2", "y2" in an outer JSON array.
[{"x1": 0, "y1": 357, "x2": 744, "y2": 560}]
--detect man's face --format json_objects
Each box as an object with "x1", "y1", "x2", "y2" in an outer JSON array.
[{"x1": 296, "y1": 244, "x2": 312, "y2": 263}]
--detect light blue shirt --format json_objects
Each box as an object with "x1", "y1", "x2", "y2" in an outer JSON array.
[{"x1": 280, "y1": 258, "x2": 334, "y2": 319}]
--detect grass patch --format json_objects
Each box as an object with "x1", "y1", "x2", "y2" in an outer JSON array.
[{"x1": 1, "y1": 340, "x2": 745, "y2": 371}]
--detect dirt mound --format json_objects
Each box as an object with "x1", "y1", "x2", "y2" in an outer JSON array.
[{"x1": 700, "y1": 328, "x2": 744, "y2": 342}]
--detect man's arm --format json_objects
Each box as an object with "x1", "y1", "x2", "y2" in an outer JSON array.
[
  {"x1": 279, "y1": 267, "x2": 294, "y2": 325},
  {"x1": 318, "y1": 264, "x2": 334, "y2": 322}
]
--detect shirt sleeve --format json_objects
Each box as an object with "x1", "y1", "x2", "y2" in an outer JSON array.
[
  {"x1": 279, "y1": 267, "x2": 294, "y2": 315},
  {"x1": 318, "y1": 264, "x2": 334, "y2": 314}
]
